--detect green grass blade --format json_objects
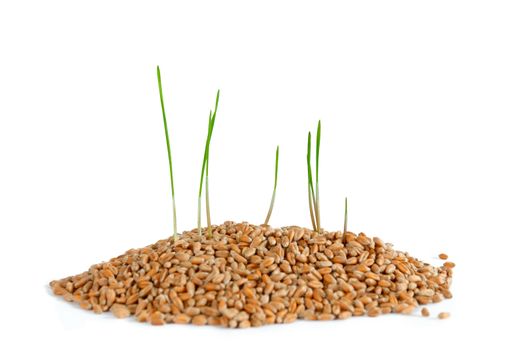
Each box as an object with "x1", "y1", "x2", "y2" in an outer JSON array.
[
  {"x1": 264, "y1": 145, "x2": 279, "y2": 225},
  {"x1": 197, "y1": 90, "x2": 220, "y2": 237},
  {"x1": 156, "y1": 66, "x2": 177, "y2": 240},
  {"x1": 205, "y1": 116, "x2": 212, "y2": 237},
  {"x1": 157, "y1": 66, "x2": 173, "y2": 199},
  {"x1": 197, "y1": 110, "x2": 213, "y2": 235},
  {"x1": 307, "y1": 132, "x2": 316, "y2": 200},
  {"x1": 199, "y1": 89, "x2": 220, "y2": 198},
  {"x1": 307, "y1": 132, "x2": 317, "y2": 231},
  {"x1": 314, "y1": 120, "x2": 321, "y2": 231},
  {"x1": 206, "y1": 90, "x2": 219, "y2": 237},
  {"x1": 315, "y1": 120, "x2": 321, "y2": 183},
  {"x1": 199, "y1": 111, "x2": 213, "y2": 198},
  {"x1": 212, "y1": 89, "x2": 220, "y2": 123},
  {"x1": 344, "y1": 197, "x2": 348, "y2": 233}
]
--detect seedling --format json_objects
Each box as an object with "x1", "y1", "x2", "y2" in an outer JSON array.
[
  {"x1": 307, "y1": 121, "x2": 322, "y2": 231},
  {"x1": 264, "y1": 145, "x2": 279, "y2": 225},
  {"x1": 344, "y1": 196, "x2": 348, "y2": 233},
  {"x1": 156, "y1": 66, "x2": 177, "y2": 240},
  {"x1": 307, "y1": 133, "x2": 317, "y2": 231},
  {"x1": 198, "y1": 90, "x2": 220, "y2": 237},
  {"x1": 315, "y1": 120, "x2": 321, "y2": 230}
]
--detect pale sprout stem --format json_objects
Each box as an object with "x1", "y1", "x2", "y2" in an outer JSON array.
[
  {"x1": 264, "y1": 188, "x2": 276, "y2": 225},
  {"x1": 344, "y1": 197, "x2": 347, "y2": 233},
  {"x1": 206, "y1": 168, "x2": 212, "y2": 238},
  {"x1": 308, "y1": 185, "x2": 317, "y2": 231},
  {"x1": 315, "y1": 181, "x2": 320, "y2": 231}
]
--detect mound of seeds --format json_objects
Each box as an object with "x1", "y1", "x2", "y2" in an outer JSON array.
[{"x1": 50, "y1": 221, "x2": 453, "y2": 327}]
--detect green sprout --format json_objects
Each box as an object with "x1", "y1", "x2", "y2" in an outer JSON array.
[
  {"x1": 344, "y1": 196, "x2": 348, "y2": 233},
  {"x1": 198, "y1": 90, "x2": 220, "y2": 237},
  {"x1": 307, "y1": 133, "x2": 317, "y2": 231},
  {"x1": 307, "y1": 121, "x2": 322, "y2": 232},
  {"x1": 315, "y1": 120, "x2": 321, "y2": 231},
  {"x1": 156, "y1": 66, "x2": 177, "y2": 241},
  {"x1": 264, "y1": 145, "x2": 279, "y2": 225}
]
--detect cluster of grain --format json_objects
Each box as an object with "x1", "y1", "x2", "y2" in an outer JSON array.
[{"x1": 50, "y1": 222, "x2": 453, "y2": 327}]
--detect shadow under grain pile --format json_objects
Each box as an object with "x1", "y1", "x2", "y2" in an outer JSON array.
[{"x1": 50, "y1": 221, "x2": 454, "y2": 327}]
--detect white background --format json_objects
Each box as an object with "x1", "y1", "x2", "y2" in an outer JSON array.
[{"x1": 1, "y1": 0, "x2": 522, "y2": 349}]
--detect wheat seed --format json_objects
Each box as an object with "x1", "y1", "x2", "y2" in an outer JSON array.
[
  {"x1": 111, "y1": 304, "x2": 130, "y2": 319},
  {"x1": 438, "y1": 312, "x2": 450, "y2": 319},
  {"x1": 421, "y1": 307, "x2": 430, "y2": 317}
]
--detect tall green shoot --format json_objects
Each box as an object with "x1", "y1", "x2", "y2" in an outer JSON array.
[
  {"x1": 307, "y1": 121, "x2": 322, "y2": 232},
  {"x1": 264, "y1": 145, "x2": 279, "y2": 225},
  {"x1": 198, "y1": 111, "x2": 211, "y2": 236},
  {"x1": 198, "y1": 90, "x2": 220, "y2": 237},
  {"x1": 156, "y1": 66, "x2": 177, "y2": 240},
  {"x1": 206, "y1": 91, "x2": 220, "y2": 237},
  {"x1": 307, "y1": 133, "x2": 317, "y2": 231},
  {"x1": 315, "y1": 120, "x2": 321, "y2": 230}
]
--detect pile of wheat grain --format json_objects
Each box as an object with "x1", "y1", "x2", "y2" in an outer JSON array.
[{"x1": 50, "y1": 221, "x2": 453, "y2": 327}]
